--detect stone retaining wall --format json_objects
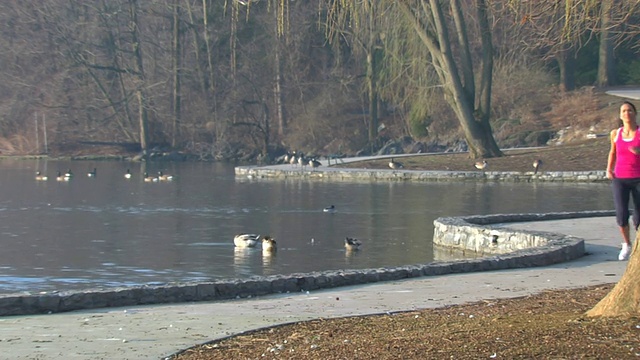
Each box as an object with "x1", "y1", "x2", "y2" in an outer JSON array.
[
  {"x1": 433, "y1": 210, "x2": 614, "y2": 255},
  {"x1": 235, "y1": 166, "x2": 608, "y2": 182},
  {"x1": 0, "y1": 211, "x2": 610, "y2": 316}
]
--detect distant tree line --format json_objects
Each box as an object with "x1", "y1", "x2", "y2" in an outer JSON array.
[{"x1": 0, "y1": 0, "x2": 638, "y2": 160}]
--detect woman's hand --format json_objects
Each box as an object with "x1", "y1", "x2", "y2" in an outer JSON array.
[
  {"x1": 630, "y1": 146, "x2": 640, "y2": 155},
  {"x1": 607, "y1": 169, "x2": 615, "y2": 180}
]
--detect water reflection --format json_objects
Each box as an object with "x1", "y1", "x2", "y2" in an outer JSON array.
[{"x1": 0, "y1": 158, "x2": 612, "y2": 294}]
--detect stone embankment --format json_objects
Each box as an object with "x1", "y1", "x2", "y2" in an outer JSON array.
[{"x1": 235, "y1": 165, "x2": 608, "y2": 182}]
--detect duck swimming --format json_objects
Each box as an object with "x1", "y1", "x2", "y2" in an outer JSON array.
[
  {"x1": 143, "y1": 172, "x2": 159, "y2": 182},
  {"x1": 35, "y1": 171, "x2": 48, "y2": 181},
  {"x1": 234, "y1": 234, "x2": 261, "y2": 248},
  {"x1": 344, "y1": 237, "x2": 362, "y2": 251},
  {"x1": 323, "y1": 205, "x2": 336, "y2": 213},
  {"x1": 124, "y1": 169, "x2": 132, "y2": 179},
  {"x1": 262, "y1": 236, "x2": 277, "y2": 252},
  {"x1": 158, "y1": 171, "x2": 174, "y2": 181}
]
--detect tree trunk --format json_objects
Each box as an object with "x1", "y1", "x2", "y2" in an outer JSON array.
[
  {"x1": 129, "y1": 0, "x2": 150, "y2": 153},
  {"x1": 587, "y1": 234, "x2": 640, "y2": 317},
  {"x1": 172, "y1": 0, "x2": 182, "y2": 148},
  {"x1": 557, "y1": 46, "x2": 576, "y2": 92},
  {"x1": 596, "y1": 0, "x2": 615, "y2": 87},
  {"x1": 273, "y1": 9, "x2": 286, "y2": 137},
  {"x1": 366, "y1": 5, "x2": 379, "y2": 152},
  {"x1": 137, "y1": 90, "x2": 149, "y2": 153}
]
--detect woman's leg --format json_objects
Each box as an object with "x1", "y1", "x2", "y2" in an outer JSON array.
[{"x1": 612, "y1": 178, "x2": 631, "y2": 231}]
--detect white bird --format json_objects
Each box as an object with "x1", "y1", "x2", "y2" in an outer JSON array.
[
  {"x1": 297, "y1": 153, "x2": 306, "y2": 169},
  {"x1": 289, "y1": 151, "x2": 297, "y2": 167},
  {"x1": 262, "y1": 236, "x2": 277, "y2": 252},
  {"x1": 389, "y1": 158, "x2": 404, "y2": 169},
  {"x1": 474, "y1": 160, "x2": 488, "y2": 171},
  {"x1": 344, "y1": 237, "x2": 362, "y2": 251},
  {"x1": 234, "y1": 234, "x2": 261, "y2": 248},
  {"x1": 323, "y1": 205, "x2": 336, "y2": 213},
  {"x1": 124, "y1": 169, "x2": 132, "y2": 179},
  {"x1": 533, "y1": 159, "x2": 542, "y2": 174}
]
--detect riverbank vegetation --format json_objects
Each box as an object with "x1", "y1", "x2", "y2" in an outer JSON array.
[{"x1": 0, "y1": 2, "x2": 638, "y2": 162}]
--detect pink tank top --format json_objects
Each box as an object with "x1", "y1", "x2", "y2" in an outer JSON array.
[{"x1": 614, "y1": 127, "x2": 640, "y2": 178}]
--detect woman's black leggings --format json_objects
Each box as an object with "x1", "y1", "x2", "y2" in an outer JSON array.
[{"x1": 612, "y1": 178, "x2": 640, "y2": 229}]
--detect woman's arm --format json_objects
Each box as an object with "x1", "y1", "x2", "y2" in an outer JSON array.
[{"x1": 607, "y1": 129, "x2": 617, "y2": 180}]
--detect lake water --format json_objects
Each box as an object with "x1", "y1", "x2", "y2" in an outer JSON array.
[{"x1": 0, "y1": 159, "x2": 613, "y2": 295}]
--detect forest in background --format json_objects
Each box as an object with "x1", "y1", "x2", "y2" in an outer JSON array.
[{"x1": 0, "y1": 0, "x2": 639, "y2": 162}]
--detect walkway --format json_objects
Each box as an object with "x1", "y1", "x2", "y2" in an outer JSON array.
[{"x1": 0, "y1": 216, "x2": 628, "y2": 359}]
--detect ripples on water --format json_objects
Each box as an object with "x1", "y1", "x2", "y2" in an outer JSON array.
[{"x1": 0, "y1": 159, "x2": 613, "y2": 294}]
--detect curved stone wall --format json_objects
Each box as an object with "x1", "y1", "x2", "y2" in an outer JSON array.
[{"x1": 0, "y1": 211, "x2": 611, "y2": 316}]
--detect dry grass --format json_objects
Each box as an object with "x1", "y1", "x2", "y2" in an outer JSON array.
[
  {"x1": 172, "y1": 284, "x2": 640, "y2": 360},
  {"x1": 338, "y1": 136, "x2": 611, "y2": 173}
]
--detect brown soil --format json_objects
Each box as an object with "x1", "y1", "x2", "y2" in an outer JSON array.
[
  {"x1": 170, "y1": 137, "x2": 637, "y2": 360},
  {"x1": 172, "y1": 284, "x2": 640, "y2": 360},
  {"x1": 339, "y1": 136, "x2": 611, "y2": 173}
]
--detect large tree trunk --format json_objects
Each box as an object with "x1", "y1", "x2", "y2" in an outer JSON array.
[
  {"x1": 596, "y1": 0, "x2": 615, "y2": 87},
  {"x1": 399, "y1": 0, "x2": 501, "y2": 159},
  {"x1": 587, "y1": 233, "x2": 640, "y2": 317}
]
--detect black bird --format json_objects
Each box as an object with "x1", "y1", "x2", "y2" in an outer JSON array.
[{"x1": 87, "y1": 168, "x2": 97, "y2": 177}]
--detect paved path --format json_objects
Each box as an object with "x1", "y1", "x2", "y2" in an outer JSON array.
[{"x1": 0, "y1": 216, "x2": 629, "y2": 360}]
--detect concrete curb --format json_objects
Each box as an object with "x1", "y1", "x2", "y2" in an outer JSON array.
[{"x1": 0, "y1": 211, "x2": 612, "y2": 317}]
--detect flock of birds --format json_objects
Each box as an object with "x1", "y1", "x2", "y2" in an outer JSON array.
[
  {"x1": 233, "y1": 233, "x2": 362, "y2": 252},
  {"x1": 34, "y1": 168, "x2": 175, "y2": 182},
  {"x1": 474, "y1": 158, "x2": 543, "y2": 174},
  {"x1": 283, "y1": 151, "x2": 322, "y2": 169},
  {"x1": 390, "y1": 156, "x2": 543, "y2": 173},
  {"x1": 234, "y1": 204, "x2": 362, "y2": 253}
]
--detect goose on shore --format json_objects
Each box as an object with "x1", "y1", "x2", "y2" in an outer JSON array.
[
  {"x1": 474, "y1": 160, "x2": 488, "y2": 171},
  {"x1": 389, "y1": 158, "x2": 404, "y2": 169},
  {"x1": 309, "y1": 158, "x2": 322, "y2": 169},
  {"x1": 533, "y1": 159, "x2": 542, "y2": 174}
]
